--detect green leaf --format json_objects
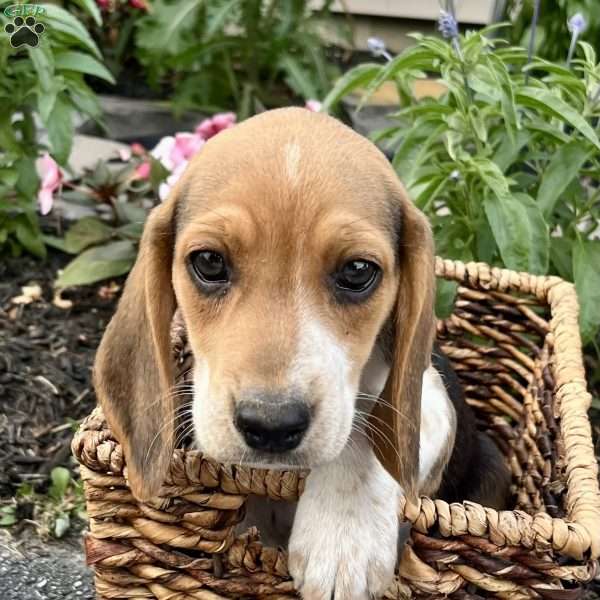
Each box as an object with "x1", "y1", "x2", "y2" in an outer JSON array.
[
  {"x1": 38, "y1": 78, "x2": 65, "y2": 125},
  {"x1": 114, "y1": 202, "x2": 148, "y2": 225},
  {"x1": 72, "y1": 0, "x2": 102, "y2": 26},
  {"x1": 0, "y1": 168, "x2": 18, "y2": 187},
  {"x1": 473, "y1": 159, "x2": 529, "y2": 270},
  {"x1": 50, "y1": 467, "x2": 71, "y2": 501},
  {"x1": 64, "y1": 217, "x2": 114, "y2": 253},
  {"x1": 149, "y1": 157, "x2": 170, "y2": 192},
  {"x1": 362, "y1": 47, "x2": 436, "y2": 103},
  {"x1": 43, "y1": 234, "x2": 72, "y2": 253},
  {"x1": 537, "y1": 142, "x2": 592, "y2": 217},
  {"x1": 573, "y1": 239, "x2": 600, "y2": 344},
  {"x1": 514, "y1": 193, "x2": 549, "y2": 275},
  {"x1": 15, "y1": 218, "x2": 46, "y2": 258},
  {"x1": 136, "y1": 0, "x2": 202, "y2": 56},
  {"x1": 487, "y1": 54, "x2": 519, "y2": 144},
  {"x1": 66, "y1": 79, "x2": 102, "y2": 120},
  {"x1": 206, "y1": 0, "x2": 238, "y2": 37},
  {"x1": 43, "y1": 4, "x2": 102, "y2": 59},
  {"x1": 392, "y1": 122, "x2": 446, "y2": 187},
  {"x1": 56, "y1": 240, "x2": 137, "y2": 288},
  {"x1": 435, "y1": 279, "x2": 457, "y2": 319},
  {"x1": 516, "y1": 88, "x2": 600, "y2": 150},
  {"x1": 578, "y1": 41, "x2": 597, "y2": 68},
  {"x1": 47, "y1": 95, "x2": 74, "y2": 165},
  {"x1": 413, "y1": 174, "x2": 447, "y2": 211},
  {"x1": 550, "y1": 236, "x2": 573, "y2": 280},
  {"x1": 279, "y1": 55, "x2": 318, "y2": 100},
  {"x1": 0, "y1": 506, "x2": 17, "y2": 527},
  {"x1": 117, "y1": 222, "x2": 144, "y2": 240},
  {"x1": 15, "y1": 156, "x2": 39, "y2": 200},
  {"x1": 483, "y1": 194, "x2": 530, "y2": 271},
  {"x1": 55, "y1": 51, "x2": 115, "y2": 84},
  {"x1": 27, "y1": 46, "x2": 54, "y2": 92},
  {"x1": 321, "y1": 63, "x2": 382, "y2": 111},
  {"x1": 492, "y1": 128, "x2": 530, "y2": 172}
]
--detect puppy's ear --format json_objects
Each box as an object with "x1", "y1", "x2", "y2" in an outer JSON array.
[
  {"x1": 372, "y1": 194, "x2": 436, "y2": 502},
  {"x1": 94, "y1": 196, "x2": 178, "y2": 501}
]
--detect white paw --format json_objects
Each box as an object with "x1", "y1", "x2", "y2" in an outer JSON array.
[{"x1": 288, "y1": 443, "x2": 401, "y2": 600}]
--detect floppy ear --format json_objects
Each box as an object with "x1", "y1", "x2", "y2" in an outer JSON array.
[
  {"x1": 93, "y1": 197, "x2": 178, "y2": 501},
  {"x1": 372, "y1": 194, "x2": 436, "y2": 502}
]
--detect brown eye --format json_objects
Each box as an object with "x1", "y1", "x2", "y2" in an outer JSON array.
[
  {"x1": 335, "y1": 260, "x2": 379, "y2": 293},
  {"x1": 190, "y1": 251, "x2": 229, "y2": 283}
]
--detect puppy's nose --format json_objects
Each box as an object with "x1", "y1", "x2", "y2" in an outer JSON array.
[{"x1": 234, "y1": 399, "x2": 310, "y2": 453}]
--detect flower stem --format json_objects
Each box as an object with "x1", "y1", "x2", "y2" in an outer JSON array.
[
  {"x1": 566, "y1": 32, "x2": 578, "y2": 68},
  {"x1": 525, "y1": 0, "x2": 541, "y2": 85}
]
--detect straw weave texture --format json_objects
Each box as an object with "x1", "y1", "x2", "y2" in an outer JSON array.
[{"x1": 72, "y1": 258, "x2": 600, "y2": 598}]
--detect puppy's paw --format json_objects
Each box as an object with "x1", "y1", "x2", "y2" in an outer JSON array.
[{"x1": 288, "y1": 456, "x2": 400, "y2": 600}]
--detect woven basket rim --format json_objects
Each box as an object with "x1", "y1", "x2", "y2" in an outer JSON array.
[{"x1": 72, "y1": 257, "x2": 600, "y2": 561}]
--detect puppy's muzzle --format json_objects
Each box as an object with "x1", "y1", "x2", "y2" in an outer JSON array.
[{"x1": 234, "y1": 392, "x2": 311, "y2": 453}]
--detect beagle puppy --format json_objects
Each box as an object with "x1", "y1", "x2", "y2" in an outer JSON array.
[{"x1": 94, "y1": 108, "x2": 509, "y2": 600}]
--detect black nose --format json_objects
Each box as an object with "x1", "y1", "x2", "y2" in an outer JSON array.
[{"x1": 234, "y1": 400, "x2": 310, "y2": 452}]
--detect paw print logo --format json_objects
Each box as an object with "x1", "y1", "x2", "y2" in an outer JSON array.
[{"x1": 4, "y1": 16, "x2": 45, "y2": 48}]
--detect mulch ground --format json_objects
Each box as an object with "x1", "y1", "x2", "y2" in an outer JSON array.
[{"x1": 0, "y1": 250, "x2": 118, "y2": 497}]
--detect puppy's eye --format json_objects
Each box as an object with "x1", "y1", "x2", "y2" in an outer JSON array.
[
  {"x1": 335, "y1": 260, "x2": 379, "y2": 293},
  {"x1": 190, "y1": 250, "x2": 229, "y2": 283}
]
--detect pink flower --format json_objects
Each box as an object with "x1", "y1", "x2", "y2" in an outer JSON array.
[
  {"x1": 129, "y1": 0, "x2": 147, "y2": 9},
  {"x1": 195, "y1": 112, "x2": 236, "y2": 140},
  {"x1": 171, "y1": 132, "x2": 205, "y2": 165},
  {"x1": 130, "y1": 142, "x2": 145, "y2": 156},
  {"x1": 305, "y1": 99, "x2": 322, "y2": 112},
  {"x1": 118, "y1": 147, "x2": 132, "y2": 162},
  {"x1": 35, "y1": 153, "x2": 62, "y2": 215},
  {"x1": 134, "y1": 161, "x2": 151, "y2": 180},
  {"x1": 96, "y1": 0, "x2": 110, "y2": 9},
  {"x1": 150, "y1": 132, "x2": 204, "y2": 172},
  {"x1": 159, "y1": 161, "x2": 188, "y2": 201},
  {"x1": 150, "y1": 136, "x2": 176, "y2": 170},
  {"x1": 150, "y1": 133, "x2": 204, "y2": 171}
]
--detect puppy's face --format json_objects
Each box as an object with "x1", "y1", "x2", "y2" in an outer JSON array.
[
  {"x1": 94, "y1": 108, "x2": 434, "y2": 501},
  {"x1": 171, "y1": 115, "x2": 400, "y2": 468}
]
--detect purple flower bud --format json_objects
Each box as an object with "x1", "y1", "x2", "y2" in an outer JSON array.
[
  {"x1": 567, "y1": 13, "x2": 587, "y2": 68},
  {"x1": 367, "y1": 36, "x2": 393, "y2": 62},
  {"x1": 568, "y1": 12, "x2": 587, "y2": 35},
  {"x1": 438, "y1": 10, "x2": 459, "y2": 40}
]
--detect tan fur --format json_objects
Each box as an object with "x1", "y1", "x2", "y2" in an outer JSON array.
[
  {"x1": 93, "y1": 197, "x2": 178, "y2": 500},
  {"x1": 94, "y1": 107, "x2": 438, "y2": 502},
  {"x1": 371, "y1": 202, "x2": 436, "y2": 501}
]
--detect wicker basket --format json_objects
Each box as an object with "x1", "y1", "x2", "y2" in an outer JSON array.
[{"x1": 72, "y1": 258, "x2": 600, "y2": 599}]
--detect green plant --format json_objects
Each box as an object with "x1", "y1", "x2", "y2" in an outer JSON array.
[
  {"x1": 0, "y1": 4, "x2": 113, "y2": 258},
  {"x1": 505, "y1": 0, "x2": 600, "y2": 63},
  {"x1": 63, "y1": 0, "x2": 148, "y2": 84},
  {"x1": 0, "y1": 467, "x2": 87, "y2": 538},
  {"x1": 134, "y1": 0, "x2": 342, "y2": 117},
  {"x1": 323, "y1": 27, "x2": 600, "y2": 344},
  {"x1": 45, "y1": 158, "x2": 159, "y2": 287}
]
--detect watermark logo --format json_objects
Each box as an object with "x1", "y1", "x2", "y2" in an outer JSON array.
[{"x1": 3, "y1": 5, "x2": 46, "y2": 48}]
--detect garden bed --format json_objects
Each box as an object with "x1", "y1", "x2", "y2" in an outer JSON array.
[{"x1": 0, "y1": 250, "x2": 118, "y2": 497}]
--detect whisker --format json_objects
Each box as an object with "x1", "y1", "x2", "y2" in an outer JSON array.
[
  {"x1": 356, "y1": 394, "x2": 417, "y2": 431},
  {"x1": 352, "y1": 412, "x2": 405, "y2": 463},
  {"x1": 354, "y1": 409, "x2": 396, "y2": 434}
]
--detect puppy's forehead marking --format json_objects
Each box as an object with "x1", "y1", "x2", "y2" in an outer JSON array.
[{"x1": 284, "y1": 141, "x2": 301, "y2": 186}]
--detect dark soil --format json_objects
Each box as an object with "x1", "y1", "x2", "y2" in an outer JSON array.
[{"x1": 0, "y1": 250, "x2": 118, "y2": 497}]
